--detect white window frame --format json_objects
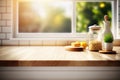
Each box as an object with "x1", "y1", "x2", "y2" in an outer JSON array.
[
  {"x1": 116, "y1": 0, "x2": 120, "y2": 39},
  {"x1": 12, "y1": 0, "x2": 118, "y2": 40}
]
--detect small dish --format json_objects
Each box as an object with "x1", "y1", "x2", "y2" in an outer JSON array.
[{"x1": 65, "y1": 46, "x2": 84, "y2": 51}]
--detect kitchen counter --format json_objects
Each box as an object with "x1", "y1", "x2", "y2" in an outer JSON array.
[{"x1": 0, "y1": 46, "x2": 120, "y2": 66}]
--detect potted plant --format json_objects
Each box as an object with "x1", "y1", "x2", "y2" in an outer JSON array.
[{"x1": 103, "y1": 33, "x2": 113, "y2": 51}]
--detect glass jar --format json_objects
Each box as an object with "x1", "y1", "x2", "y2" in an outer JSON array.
[{"x1": 88, "y1": 25, "x2": 102, "y2": 51}]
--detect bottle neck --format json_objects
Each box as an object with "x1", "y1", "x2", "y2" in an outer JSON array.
[{"x1": 103, "y1": 21, "x2": 111, "y2": 32}]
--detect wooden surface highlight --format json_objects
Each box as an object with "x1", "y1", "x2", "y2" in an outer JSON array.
[{"x1": 0, "y1": 46, "x2": 120, "y2": 66}]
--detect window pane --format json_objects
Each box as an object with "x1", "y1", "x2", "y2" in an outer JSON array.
[
  {"x1": 19, "y1": 1, "x2": 72, "y2": 33},
  {"x1": 76, "y1": 2, "x2": 112, "y2": 33}
]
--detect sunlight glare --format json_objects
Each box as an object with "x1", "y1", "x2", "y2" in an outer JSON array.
[
  {"x1": 52, "y1": 1, "x2": 72, "y2": 17},
  {"x1": 53, "y1": 15, "x2": 63, "y2": 26},
  {"x1": 31, "y1": 1, "x2": 47, "y2": 19}
]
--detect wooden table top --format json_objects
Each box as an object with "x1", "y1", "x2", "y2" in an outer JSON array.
[{"x1": 0, "y1": 46, "x2": 120, "y2": 66}]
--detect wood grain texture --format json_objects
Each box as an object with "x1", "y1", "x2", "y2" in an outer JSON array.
[
  {"x1": 0, "y1": 60, "x2": 120, "y2": 66},
  {"x1": 65, "y1": 46, "x2": 84, "y2": 51},
  {"x1": 0, "y1": 46, "x2": 120, "y2": 66},
  {"x1": 99, "y1": 50, "x2": 116, "y2": 54}
]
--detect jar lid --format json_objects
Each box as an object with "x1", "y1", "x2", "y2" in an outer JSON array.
[{"x1": 89, "y1": 24, "x2": 101, "y2": 30}]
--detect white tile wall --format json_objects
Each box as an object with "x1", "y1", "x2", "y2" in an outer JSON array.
[
  {"x1": 2, "y1": 27, "x2": 11, "y2": 33},
  {"x1": 0, "y1": 27, "x2": 1, "y2": 32},
  {"x1": 2, "y1": 40, "x2": 19, "y2": 46},
  {"x1": 0, "y1": 0, "x2": 120, "y2": 46},
  {"x1": 0, "y1": 14, "x2": 1, "y2": 19},
  {"x1": 2, "y1": 14, "x2": 11, "y2": 20},
  {"x1": 19, "y1": 40, "x2": 30, "y2": 46},
  {"x1": 7, "y1": 7, "x2": 11, "y2": 13},
  {"x1": 7, "y1": 20, "x2": 11, "y2": 26},
  {"x1": 0, "y1": 0, "x2": 6, "y2": 7},
  {"x1": 6, "y1": 33, "x2": 12, "y2": 39},
  {"x1": 67, "y1": 40, "x2": 76, "y2": 45},
  {"x1": 0, "y1": 40, "x2": 1, "y2": 46},
  {"x1": 43, "y1": 40, "x2": 56, "y2": 46},
  {"x1": 0, "y1": 7, "x2": 6, "y2": 13},
  {"x1": 0, "y1": 33, "x2": 6, "y2": 39},
  {"x1": 7, "y1": 0, "x2": 12, "y2": 7},
  {"x1": 30, "y1": 40, "x2": 43, "y2": 46},
  {"x1": 0, "y1": 20, "x2": 6, "y2": 26},
  {"x1": 56, "y1": 40, "x2": 67, "y2": 46}
]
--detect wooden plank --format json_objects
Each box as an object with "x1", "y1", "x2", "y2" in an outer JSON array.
[
  {"x1": 0, "y1": 60, "x2": 120, "y2": 66},
  {"x1": 0, "y1": 46, "x2": 120, "y2": 66}
]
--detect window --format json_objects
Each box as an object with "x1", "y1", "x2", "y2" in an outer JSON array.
[
  {"x1": 13, "y1": 0, "x2": 118, "y2": 39},
  {"x1": 76, "y1": 2, "x2": 112, "y2": 33},
  {"x1": 19, "y1": 0, "x2": 72, "y2": 33}
]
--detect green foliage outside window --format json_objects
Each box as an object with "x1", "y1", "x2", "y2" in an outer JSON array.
[{"x1": 76, "y1": 2, "x2": 112, "y2": 33}]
